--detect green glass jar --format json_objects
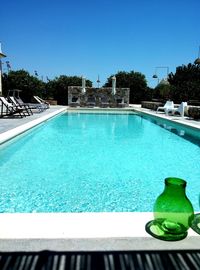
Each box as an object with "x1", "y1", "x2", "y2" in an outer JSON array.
[{"x1": 146, "y1": 177, "x2": 194, "y2": 241}]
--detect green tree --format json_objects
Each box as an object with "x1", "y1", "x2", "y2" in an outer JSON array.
[
  {"x1": 168, "y1": 63, "x2": 200, "y2": 102},
  {"x1": 153, "y1": 81, "x2": 171, "y2": 101},
  {"x1": 46, "y1": 75, "x2": 92, "y2": 105},
  {"x1": 2, "y1": 70, "x2": 45, "y2": 102},
  {"x1": 104, "y1": 71, "x2": 148, "y2": 103}
]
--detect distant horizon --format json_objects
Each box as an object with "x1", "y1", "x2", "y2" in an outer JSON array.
[{"x1": 1, "y1": 0, "x2": 199, "y2": 88}]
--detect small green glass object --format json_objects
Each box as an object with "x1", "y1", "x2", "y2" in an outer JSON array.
[{"x1": 146, "y1": 177, "x2": 194, "y2": 241}]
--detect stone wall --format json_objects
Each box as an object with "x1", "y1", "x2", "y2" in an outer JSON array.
[
  {"x1": 188, "y1": 106, "x2": 200, "y2": 119},
  {"x1": 68, "y1": 86, "x2": 130, "y2": 107},
  {"x1": 44, "y1": 99, "x2": 57, "y2": 105},
  {"x1": 141, "y1": 101, "x2": 164, "y2": 110}
]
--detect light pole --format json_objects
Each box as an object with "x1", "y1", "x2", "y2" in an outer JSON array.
[
  {"x1": 34, "y1": 70, "x2": 38, "y2": 77},
  {"x1": 152, "y1": 69, "x2": 160, "y2": 84},
  {"x1": 0, "y1": 42, "x2": 6, "y2": 96},
  {"x1": 6, "y1": 61, "x2": 11, "y2": 74},
  {"x1": 97, "y1": 75, "x2": 100, "y2": 88},
  {"x1": 194, "y1": 46, "x2": 200, "y2": 65},
  {"x1": 152, "y1": 66, "x2": 169, "y2": 86}
]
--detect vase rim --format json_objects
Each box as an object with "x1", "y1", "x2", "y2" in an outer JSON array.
[{"x1": 165, "y1": 177, "x2": 186, "y2": 187}]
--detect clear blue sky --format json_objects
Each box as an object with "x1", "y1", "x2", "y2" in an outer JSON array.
[{"x1": 1, "y1": 0, "x2": 200, "y2": 88}]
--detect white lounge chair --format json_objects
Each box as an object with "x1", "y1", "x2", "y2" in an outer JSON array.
[
  {"x1": 8, "y1": 96, "x2": 33, "y2": 116},
  {"x1": 167, "y1": 102, "x2": 188, "y2": 117},
  {"x1": 33, "y1": 96, "x2": 49, "y2": 109},
  {"x1": 0, "y1": 96, "x2": 25, "y2": 118},
  {"x1": 157, "y1": 101, "x2": 174, "y2": 114},
  {"x1": 15, "y1": 97, "x2": 45, "y2": 112}
]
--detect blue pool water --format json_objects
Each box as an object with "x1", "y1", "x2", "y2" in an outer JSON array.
[{"x1": 0, "y1": 112, "x2": 200, "y2": 213}]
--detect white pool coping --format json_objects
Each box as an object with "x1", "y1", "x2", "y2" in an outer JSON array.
[
  {"x1": 0, "y1": 107, "x2": 66, "y2": 144},
  {"x1": 0, "y1": 106, "x2": 200, "y2": 251},
  {"x1": 133, "y1": 107, "x2": 200, "y2": 130},
  {"x1": 0, "y1": 212, "x2": 199, "y2": 252}
]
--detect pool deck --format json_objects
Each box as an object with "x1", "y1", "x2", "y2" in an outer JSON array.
[
  {"x1": 0, "y1": 105, "x2": 200, "y2": 252},
  {"x1": 1, "y1": 104, "x2": 200, "y2": 135},
  {"x1": 132, "y1": 104, "x2": 200, "y2": 130}
]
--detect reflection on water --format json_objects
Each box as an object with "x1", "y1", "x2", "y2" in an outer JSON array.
[
  {"x1": 65, "y1": 112, "x2": 143, "y2": 141},
  {"x1": 143, "y1": 116, "x2": 200, "y2": 148}
]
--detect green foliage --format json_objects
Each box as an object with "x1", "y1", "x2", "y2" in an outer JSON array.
[
  {"x1": 153, "y1": 83, "x2": 171, "y2": 101},
  {"x1": 104, "y1": 71, "x2": 148, "y2": 103},
  {"x1": 2, "y1": 71, "x2": 92, "y2": 104},
  {"x1": 2, "y1": 70, "x2": 45, "y2": 102},
  {"x1": 168, "y1": 63, "x2": 200, "y2": 102},
  {"x1": 46, "y1": 75, "x2": 92, "y2": 105}
]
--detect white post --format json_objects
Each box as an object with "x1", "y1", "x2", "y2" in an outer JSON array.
[
  {"x1": 0, "y1": 42, "x2": 6, "y2": 96},
  {"x1": 82, "y1": 76, "x2": 86, "y2": 93},
  {"x1": 0, "y1": 60, "x2": 2, "y2": 96},
  {"x1": 112, "y1": 76, "x2": 116, "y2": 95}
]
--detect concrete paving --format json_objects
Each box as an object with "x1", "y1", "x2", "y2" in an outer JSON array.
[
  {"x1": 0, "y1": 105, "x2": 67, "y2": 134},
  {"x1": 133, "y1": 105, "x2": 200, "y2": 130},
  {"x1": 1, "y1": 104, "x2": 200, "y2": 135}
]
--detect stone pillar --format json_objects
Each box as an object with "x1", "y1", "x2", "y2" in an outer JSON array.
[
  {"x1": 82, "y1": 77, "x2": 86, "y2": 93},
  {"x1": 112, "y1": 76, "x2": 116, "y2": 95}
]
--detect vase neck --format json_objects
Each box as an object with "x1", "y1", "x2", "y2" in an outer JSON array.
[
  {"x1": 164, "y1": 184, "x2": 186, "y2": 196},
  {"x1": 164, "y1": 177, "x2": 187, "y2": 196}
]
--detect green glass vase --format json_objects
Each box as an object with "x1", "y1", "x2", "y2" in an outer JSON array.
[{"x1": 146, "y1": 177, "x2": 194, "y2": 241}]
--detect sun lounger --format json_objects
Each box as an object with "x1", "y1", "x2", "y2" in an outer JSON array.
[
  {"x1": 157, "y1": 101, "x2": 174, "y2": 114},
  {"x1": 8, "y1": 96, "x2": 33, "y2": 116},
  {"x1": 15, "y1": 97, "x2": 45, "y2": 113},
  {"x1": 0, "y1": 96, "x2": 25, "y2": 118},
  {"x1": 167, "y1": 102, "x2": 188, "y2": 117},
  {"x1": 33, "y1": 96, "x2": 49, "y2": 109}
]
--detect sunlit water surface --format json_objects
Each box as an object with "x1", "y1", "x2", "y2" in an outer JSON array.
[{"x1": 0, "y1": 112, "x2": 199, "y2": 212}]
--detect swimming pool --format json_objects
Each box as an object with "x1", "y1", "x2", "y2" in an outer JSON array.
[{"x1": 0, "y1": 112, "x2": 200, "y2": 213}]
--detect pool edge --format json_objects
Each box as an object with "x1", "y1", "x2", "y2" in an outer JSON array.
[
  {"x1": 0, "y1": 107, "x2": 67, "y2": 145},
  {"x1": 0, "y1": 212, "x2": 199, "y2": 252}
]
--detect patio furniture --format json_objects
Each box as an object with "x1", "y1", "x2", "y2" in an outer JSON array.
[
  {"x1": 167, "y1": 102, "x2": 188, "y2": 117},
  {"x1": 156, "y1": 101, "x2": 174, "y2": 114},
  {"x1": 0, "y1": 96, "x2": 25, "y2": 118},
  {"x1": 33, "y1": 96, "x2": 49, "y2": 109},
  {"x1": 8, "y1": 96, "x2": 33, "y2": 116},
  {"x1": 15, "y1": 97, "x2": 45, "y2": 113}
]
